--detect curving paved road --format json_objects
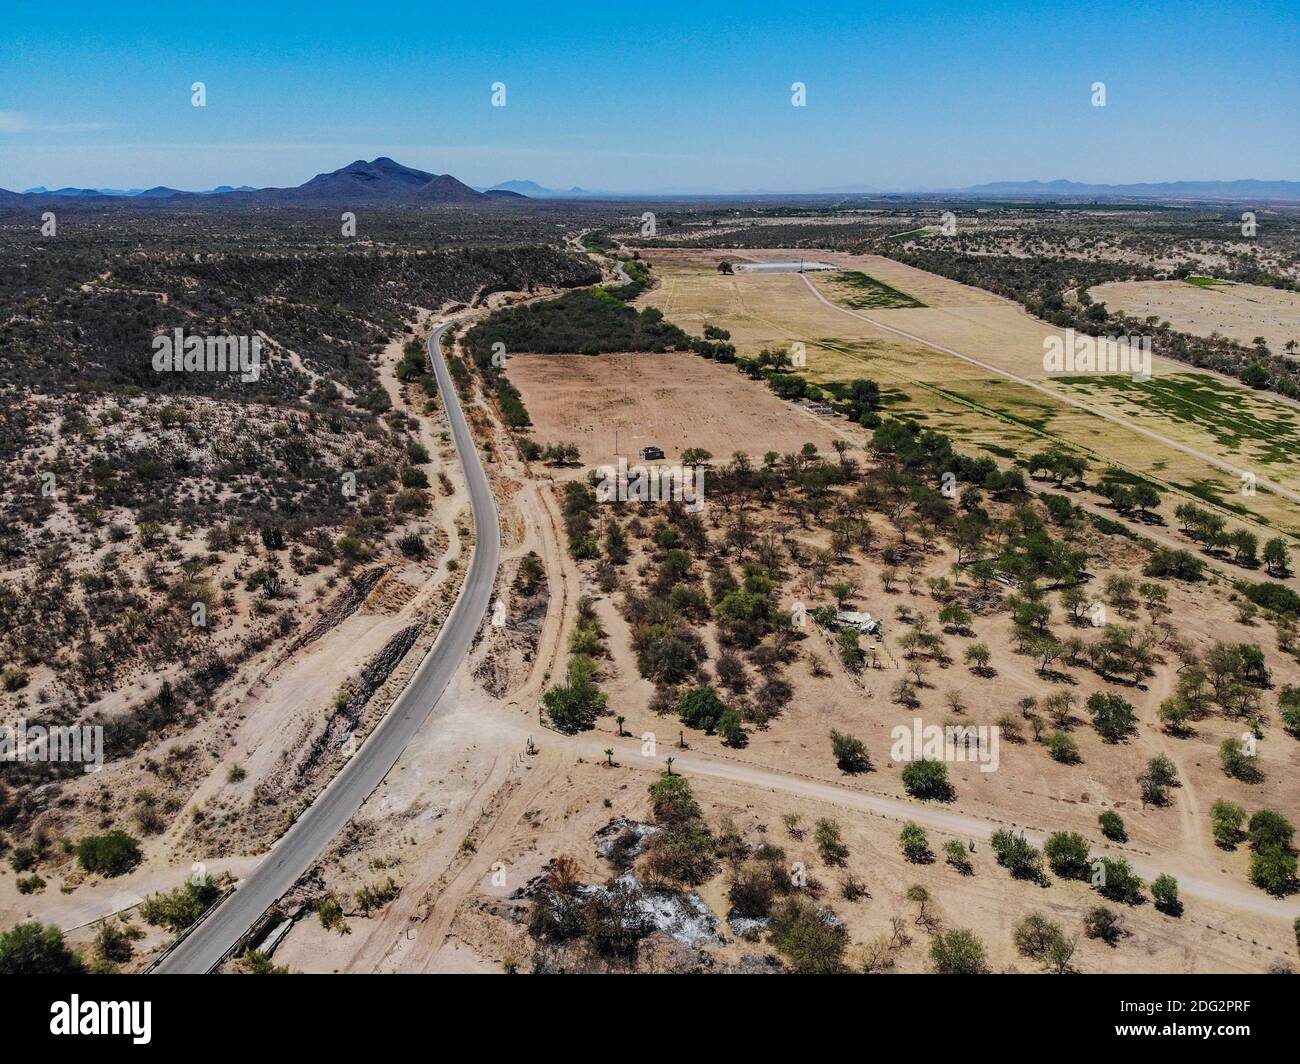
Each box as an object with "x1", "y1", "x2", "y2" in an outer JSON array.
[{"x1": 154, "y1": 320, "x2": 500, "y2": 973}]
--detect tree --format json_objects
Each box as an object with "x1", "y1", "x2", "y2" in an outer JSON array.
[
  {"x1": 944, "y1": 839, "x2": 973, "y2": 874},
  {"x1": 0, "y1": 921, "x2": 84, "y2": 974},
  {"x1": 1263, "y1": 537, "x2": 1291, "y2": 577},
  {"x1": 1047, "y1": 730, "x2": 1080, "y2": 764},
  {"x1": 1095, "y1": 858, "x2": 1144, "y2": 905},
  {"x1": 717, "y1": 708, "x2": 747, "y2": 748},
  {"x1": 1099, "y1": 810, "x2": 1127, "y2": 842},
  {"x1": 1084, "y1": 906, "x2": 1125, "y2": 946},
  {"x1": 1211, "y1": 799, "x2": 1247, "y2": 849},
  {"x1": 1151, "y1": 874, "x2": 1183, "y2": 916},
  {"x1": 814, "y1": 817, "x2": 849, "y2": 865},
  {"x1": 1044, "y1": 831, "x2": 1091, "y2": 879},
  {"x1": 1248, "y1": 810, "x2": 1295, "y2": 852},
  {"x1": 676, "y1": 684, "x2": 728, "y2": 733},
  {"x1": 75, "y1": 831, "x2": 142, "y2": 877},
  {"x1": 901, "y1": 758, "x2": 953, "y2": 800},
  {"x1": 1249, "y1": 847, "x2": 1298, "y2": 896},
  {"x1": 900, "y1": 822, "x2": 932, "y2": 863},
  {"x1": 930, "y1": 929, "x2": 987, "y2": 974},
  {"x1": 1158, "y1": 694, "x2": 1194, "y2": 736},
  {"x1": 1014, "y1": 913, "x2": 1075, "y2": 972},
  {"x1": 767, "y1": 896, "x2": 847, "y2": 973},
  {"x1": 1220, "y1": 737, "x2": 1263, "y2": 783},
  {"x1": 963, "y1": 642, "x2": 992, "y2": 675},
  {"x1": 829, "y1": 730, "x2": 871, "y2": 773},
  {"x1": 543, "y1": 655, "x2": 607, "y2": 733},
  {"x1": 1086, "y1": 692, "x2": 1137, "y2": 743},
  {"x1": 991, "y1": 829, "x2": 1045, "y2": 881}
]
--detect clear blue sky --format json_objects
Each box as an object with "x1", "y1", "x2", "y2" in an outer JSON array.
[{"x1": 2, "y1": 0, "x2": 1297, "y2": 192}]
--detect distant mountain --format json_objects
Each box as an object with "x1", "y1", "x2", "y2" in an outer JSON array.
[
  {"x1": 958, "y1": 178, "x2": 1300, "y2": 201},
  {"x1": 7, "y1": 158, "x2": 520, "y2": 207},
  {"x1": 246, "y1": 157, "x2": 494, "y2": 204},
  {"x1": 134, "y1": 186, "x2": 191, "y2": 199},
  {"x1": 9, "y1": 163, "x2": 1299, "y2": 205},
  {"x1": 481, "y1": 180, "x2": 597, "y2": 199}
]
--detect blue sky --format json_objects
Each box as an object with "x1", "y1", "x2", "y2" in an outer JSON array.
[{"x1": 2, "y1": 0, "x2": 1297, "y2": 192}]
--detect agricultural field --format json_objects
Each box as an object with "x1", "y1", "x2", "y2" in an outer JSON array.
[
  {"x1": 1092, "y1": 279, "x2": 1300, "y2": 358},
  {"x1": 640, "y1": 248, "x2": 1300, "y2": 542}
]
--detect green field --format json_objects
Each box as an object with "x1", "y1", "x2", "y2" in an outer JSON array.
[{"x1": 828, "y1": 271, "x2": 928, "y2": 309}]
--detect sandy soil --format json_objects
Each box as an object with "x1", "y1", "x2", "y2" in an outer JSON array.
[{"x1": 506, "y1": 351, "x2": 840, "y2": 467}]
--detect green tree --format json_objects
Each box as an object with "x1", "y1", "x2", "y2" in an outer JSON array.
[
  {"x1": 900, "y1": 758, "x2": 953, "y2": 800},
  {"x1": 1099, "y1": 810, "x2": 1127, "y2": 842},
  {"x1": 1151, "y1": 874, "x2": 1183, "y2": 916},
  {"x1": 75, "y1": 831, "x2": 142, "y2": 877},
  {"x1": 0, "y1": 921, "x2": 84, "y2": 974},
  {"x1": 930, "y1": 929, "x2": 987, "y2": 974},
  {"x1": 1044, "y1": 831, "x2": 1091, "y2": 879},
  {"x1": 829, "y1": 729, "x2": 871, "y2": 773},
  {"x1": 1086, "y1": 692, "x2": 1137, "y2": 743},
  {"x1": 1211, "y1": 799, "x2": 1247, "y2": 849},
  {"x1": 900, "y1": 822, "x2": 932, "y2": 863},
  {"x1": 676, "y1": 684, "x2": 728, "y2": 733},
  {"x1": 1095, "y1": 858, "x2": 1144, "y2": 905}
]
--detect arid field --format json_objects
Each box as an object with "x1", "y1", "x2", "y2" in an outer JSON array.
[
  {"x1": 1091, "y1": 279, "x2": 1300, "y2": 359},
  {"x1": 642, "y1": 248, "x2": 1300, "y2": 540}
]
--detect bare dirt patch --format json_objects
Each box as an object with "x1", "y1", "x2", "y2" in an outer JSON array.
[{"x1": 507, "y1": 352, "x2": 839, "y2": 467}]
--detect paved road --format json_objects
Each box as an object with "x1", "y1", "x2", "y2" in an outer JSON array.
[{"x1": 154, "y1": 320, "x2": 500, "y2": 973}]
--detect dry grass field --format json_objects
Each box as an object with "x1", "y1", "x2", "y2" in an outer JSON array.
[
  {"x1": 1092, "y1": 279, "x2": 1300, "y2": 358},
  {"x1": 641, "y1": 248, "x2": 1300, "y2": 540},
  {"x1": 507, "y1": 351, "x2": 841, "y2": 467}
]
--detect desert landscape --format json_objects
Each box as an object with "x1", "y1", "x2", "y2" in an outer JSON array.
[{"x1": 3, "y1": 8, "x2": 1299, "y2": 1021}]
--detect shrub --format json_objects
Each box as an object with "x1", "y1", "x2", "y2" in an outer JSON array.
[
  {"x1": 930, "y1": 929, "x2": 987, "y2": 974},
  {"x1": 1151, "y1": 874, "x2": 1183, "y2": 916},
  {"x1": 1099, "y1": 811, "x2": 1127, "y2": 842},
  {"x1": 75, "y1": 831, "x2": 142, "y2": 877},
  {"x1": 1044, "y1": 831, "x2": 1091, "y2": 879},
  {"x1": 829, "y1": 729, "x2": 871, "y2": 773},
  {"x1": 767, "y1": 897, "x2": 847, "y2": 973},
  {"x1": 140, "y1": 875, "x2": 223, "y2": 932},
  {"x1": 0, "y1": 921, "x2": 84, "y2": 974},
  {"x1": 900, "y1": 758, "x2": 953, "y2": 800},
  {"x1": 899, "y1": 822, "x2": 932, "y2": 863}
]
